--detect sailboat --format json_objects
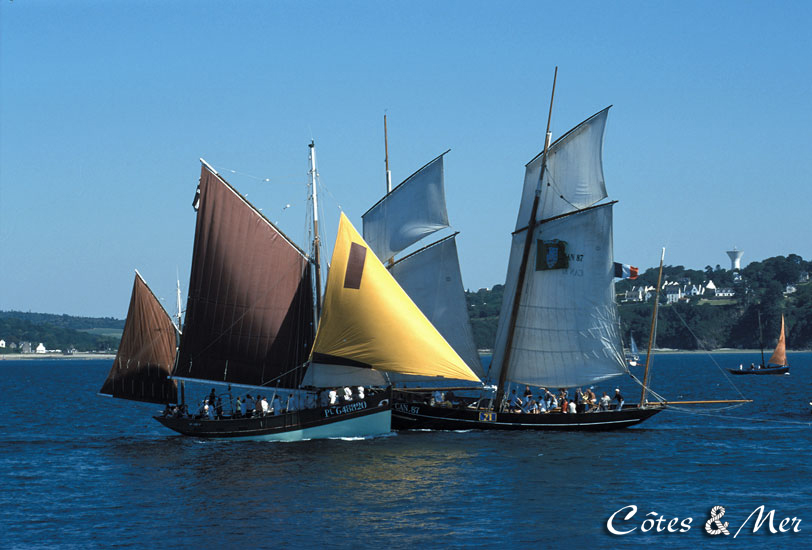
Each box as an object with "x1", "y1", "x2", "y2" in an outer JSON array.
[
  {"x1": 628, "y1": 334, "x2": 640, "y2": 367},
  {"x1": 104, "y1": 145, "x2": 479, "y2": 441},
  {"x1": 729, "y1": 314, "x2": 790, "y2": 375},
  {"x1": 360, "y1": 137, "x2": 486, "y2": 393},
  {"x1": 391, "y1": 74, "x2": 665, "y2": 430}
]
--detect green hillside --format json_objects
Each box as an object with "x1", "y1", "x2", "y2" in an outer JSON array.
[
  {"x1": 0, "y1": 311, "x2": 123, "y2": 353},
  {"x1": 465, "y1": 254, "x2": 812, "y2": 351}
]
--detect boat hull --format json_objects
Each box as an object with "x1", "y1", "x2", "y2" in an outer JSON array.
[
  {"x1": 392, "y1": 401, "x2": 663, "y2": 431},
  {"x1": 154, "y1": 390, "x2": 391, "y2": 441},
  {"x1": 728, "y1": 366, "x2": 789, "y2": 375}
]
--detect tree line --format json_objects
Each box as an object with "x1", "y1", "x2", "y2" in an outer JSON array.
[
  {"x1": 465, "y1": 254, "x2": 812, "y2": 351},
  {"x1": 0, "y1": 312, "x2": 123, "y2": 353}
]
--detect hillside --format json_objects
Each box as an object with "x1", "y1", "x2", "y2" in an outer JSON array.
[
  {"x1": 465, "y1": 254, "x2": 812, "y2": 351},
  {"x1": 0, "y1": 311, "x2": 123, "y2": 353}
]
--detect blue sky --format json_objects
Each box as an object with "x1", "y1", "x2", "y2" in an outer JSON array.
[{"x1": 1, "y1": 1, "x2": 810, "y2": 318}]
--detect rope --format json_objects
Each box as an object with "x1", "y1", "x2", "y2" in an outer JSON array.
[
  {"x1": 668, "y1": 305, "x2": 749, "y2": 401},
  {"x1": 662, "y1": 406, "x2": 812, "y2": 427},
  {"x1": 216, "y1": 164, "x2": 304, "y2": 185},
  {"x1": 705, "y1": 506, "x2": 730, "y2": 535}
]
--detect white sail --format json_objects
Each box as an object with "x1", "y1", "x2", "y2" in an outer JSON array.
[
  {"x1": 491, "y1": 204, "x2": 626, "y2": 388},
  {"x1": 514, "y1": 108, "x2": 610, "y2": 229},
  {"x1": 362, "y1": 153, "x2": 449, "y2": 262},
  {"x1": 301, "y1": 363, "x2": 387, "y2": 387},
  {"x1": 388, "y1": 235, "x2": 485, "y2": 382},
  {"x1": 491, "y1": 107, "x2": 627, "y2": 389}
]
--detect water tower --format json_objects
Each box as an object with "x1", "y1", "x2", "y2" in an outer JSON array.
[{"x1": 726, "y1": 248, "x2": 743, "y2": 271}]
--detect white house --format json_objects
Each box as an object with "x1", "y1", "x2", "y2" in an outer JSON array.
[
  {"x1": 35, "y1": 343, "x2": 46, "y2": 354},
  {"x1": 665, "y1": 282, "x2": 682, "y2": 304},
  {"x1": 0, "y1": 339, "x2": 5, "y2": 349},
  {"x1": 624, "y1": 286, "x2": 646, "y2": 302}
]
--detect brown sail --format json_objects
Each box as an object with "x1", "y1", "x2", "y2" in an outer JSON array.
[
  {"x1": 100, "y1": 271, "x2": 178, "y2": 404},
  {"x1": 767, "y1": 314, "x2": 788, "y2": 367},
  {"x1": 173, "y1": 162, "x2": 315, "y2": 389}
]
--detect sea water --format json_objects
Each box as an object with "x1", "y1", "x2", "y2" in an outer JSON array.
[{"x1": 1, "y1": 354, "x2": 810, "y2": 548}]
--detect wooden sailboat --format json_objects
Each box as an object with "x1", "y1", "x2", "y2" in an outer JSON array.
[
  {"x1": 104, "y1": 145, "x2": 478, "y2": 441},
  {"x1": 729, "y1": 314, "x2": 790, "y2": 375},
  {"x1": 392, "y1": 70, "x2": 665, "y2": 431}
]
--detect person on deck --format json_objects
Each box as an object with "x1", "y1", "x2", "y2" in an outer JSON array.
[
  {"x1": 244, "y1": 394, "x2": 253, "y2": 417},
  {"x1": 356, "y1": 386, "x2": 365, "y2": 400},
  {"x1": 587, "y1": 388, "x2": 597, "y2": 412},
  {"x1": 543, "y1": 388, "x2": 554, "y2": 410},
  {"x1": 538, "y1": 395, "x2": 548, "y2": 413},
  {"x1": 328, "y1": 389, "x2": 339, "y2": 406},
  {"x1": 599, "y1": 392, "x2": 611, "y2": 412},
  {"x1": 614, "y1": 389, "x2": 624, "y2": 411},
  {"x1": 343, "y1": 386, "x2": 353, "y2": 402},
  {"x1": 509, "y1": 389, "x2": 523, "y2": 412},
  {"x1": 305, "y1": 392, "x2": 316, "y2": 409},
  {"x1": 271, "y1": 394, "x2": 281, "y2": 415},
  {"x1": 560, "y1": 397, "x2": 568, "y2": 413},
  {"x1": 567, "y1": 399, "x2": 577, "y2": 414}
]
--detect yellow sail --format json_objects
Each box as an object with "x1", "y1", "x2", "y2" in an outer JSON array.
[
  {"x1": 311, "y1": 213, "x2": 480, "y2": 382},
  {"x1": 767, "y1": 314, "x2": 787, "y2": 367}
]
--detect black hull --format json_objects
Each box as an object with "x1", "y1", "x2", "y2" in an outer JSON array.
[
  {"x1": 154, "y1": 390, "x2": 391, "y2": 440},
  {"x1": 728, "y1": 366, "x2": 789, "y2": 375},
  {"x1": 392, "y1": 401, "x2": 663, "y2": 432}
]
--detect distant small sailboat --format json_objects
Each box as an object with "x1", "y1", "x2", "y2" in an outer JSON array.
[
  {"x1": 628, "y1": 334, "x2": 640, "y2": 367},
  {"x1": 729, "y1": 314, "x2": 790, "y2": 376}
]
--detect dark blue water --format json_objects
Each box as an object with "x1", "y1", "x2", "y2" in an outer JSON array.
[{"x1": 2, "y1": 353, "x2": 811, "y2": 548}]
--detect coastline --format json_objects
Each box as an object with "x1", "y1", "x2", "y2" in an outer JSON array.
[
  {"x1": 478, "y1": 348, "x2": 808, "y2": 356},
  {"x1": 0, "y1": 353, "x2": 115, "y2": 361},
  {"x1": 2, "y1": 349, "x2": 808, "y2": 362}
]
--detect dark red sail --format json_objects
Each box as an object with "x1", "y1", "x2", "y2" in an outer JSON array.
[
  {"x1": 174, "y1": 163, "x2": 315, "y2": 389},
  {"x1": 100, "y1": 272, "x2": 178, "y2": 404}
]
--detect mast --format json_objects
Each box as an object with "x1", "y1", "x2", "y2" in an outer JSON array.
[
  {"x1": 640, "y1": 247, "x2": 665, "y2": 406},
  {"x1": 176, "y1": 272, "x2": 184, "y2": 406},
  {"x1": 309, "y1": 141, "x2": 323, "y2": 318},
  {"x1": 384, "y1": 114, "x2": 392, "y2": 193},
  {"x1": 494, "y1": 66, "x2": 557, "y2": 410},
  {"x1": 175, "y1": 273, "x2": 182, "y2": 331},
  {"x1": 757, "y1": 310, "x2": 765, "y2": 367}
]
